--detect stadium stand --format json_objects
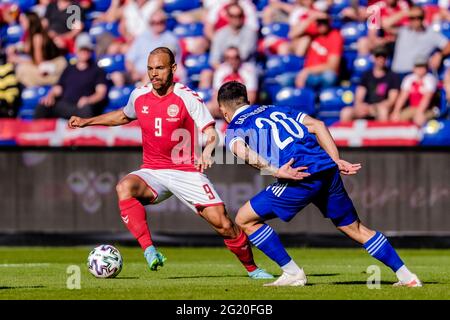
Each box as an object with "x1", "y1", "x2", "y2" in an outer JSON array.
[{"x1": 0, "y1": 0, "x2": 450, "y2": 145}]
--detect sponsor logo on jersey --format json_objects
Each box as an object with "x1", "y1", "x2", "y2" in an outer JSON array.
[
  {"x1": 142, "y1": 106, "x2": 149, "y2": 114},
  {"x1": 168, "y1": 104, "x2": 180, "y2": 117}
]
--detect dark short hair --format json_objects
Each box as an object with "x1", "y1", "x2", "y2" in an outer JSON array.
[
  {"x1": 149, "y1": 47, "x2": 176, "y2": 65},
  {"x1": 217, "y1": 81, "x2": 249, "y2": 107}
]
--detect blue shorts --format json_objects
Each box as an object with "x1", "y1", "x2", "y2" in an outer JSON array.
[{"x1": 250, "y1": 167, "x2": 358, "y2": 227}]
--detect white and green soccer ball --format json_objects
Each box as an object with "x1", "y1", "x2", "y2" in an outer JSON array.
[{"x1": 87, "y1": 245, "x2": 123, "y2": 278}]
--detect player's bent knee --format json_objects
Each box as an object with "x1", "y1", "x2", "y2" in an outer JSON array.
[
  {"x1": 218, "y1": 220, "x2": 235, "y2": 237},
  {"x1": 116, "y1": 178, "x2": 139, "y2": 199}
]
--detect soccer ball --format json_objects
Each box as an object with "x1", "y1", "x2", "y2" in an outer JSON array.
[{"x1": 87, "y1": 245, "x2": 123, "y2": 278}]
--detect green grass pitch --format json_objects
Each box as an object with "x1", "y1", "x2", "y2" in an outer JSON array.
[{"x1": 0, "y1": 247, "x2": 449, "y2": 300}]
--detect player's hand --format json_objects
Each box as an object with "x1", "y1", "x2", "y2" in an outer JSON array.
[
  {"x1": 274, "y1": 158, "x2": 310, "y2": 180},
  {"x1": 195, "y1": 152, "x2": 214, "y2": 173},
  {"x1": 68, "y1": 116, "x2": 87, "y2": 129},
  {"x1": 77, "y1": 96, "x2": 90, "y2": 108},
  {"x1": 336, "y1": 159, "x2": 361, "y2": 175},
  {"x1": 39, "y1": 94, "x2": 55, "y2": 107}
]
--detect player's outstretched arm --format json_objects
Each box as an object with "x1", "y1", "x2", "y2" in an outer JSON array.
[
  {"x1": 231, "y1": 139, "x2": 310, "y2": 180},
  {"x1": 302, "y1": 114, "x2": 361, "y2": 175},
  {"x1": 68, "y1": 110, "x2": 132, "y2": 129}
]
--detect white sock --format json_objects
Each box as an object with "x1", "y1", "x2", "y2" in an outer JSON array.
[
  {"x1": 281, "y1": 259, "x2": 302, "y2": 276},
  {"x1": 395, "y1": 265, "x2": 414, "y2": 283}
]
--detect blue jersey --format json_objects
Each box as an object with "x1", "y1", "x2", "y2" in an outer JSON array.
[{"x1": 225, "y1": 104, "x2": 337, "y2": 175}]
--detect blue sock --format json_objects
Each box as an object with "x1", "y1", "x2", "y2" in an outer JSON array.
[
  {"x1": 363, "y1": 231, "x2": 404, "y2": 272},
  {"x1": 248, "y1": 224, "x2": 291, "y2": 267}
]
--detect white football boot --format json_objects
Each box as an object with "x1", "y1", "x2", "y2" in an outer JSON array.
[
  {"x1": 263, "y1": 269, "x2": 307, "y2": 287},
  {"x1": 393, "y1": 274, "x2": 422, "y2": 287}
]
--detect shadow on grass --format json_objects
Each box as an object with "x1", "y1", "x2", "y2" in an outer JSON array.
[
  {"x1": 113, "y1": 277, "x2": 140, "y2": 280},
  {"x1": 167, "y1": 275, "x2": 251, "y2": 280},
  {"x1": 332, "y1": 281, "x2": 439, "y2": 285},
  {"x1": 0, "y1": 285, "x2": 45, "y2": 290},
  {"x1": 309, "y1": 273, "x2": 339, "y2": 277}
]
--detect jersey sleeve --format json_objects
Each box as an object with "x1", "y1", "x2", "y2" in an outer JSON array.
[
  {"x1": 122, "y1": 88, "x2": 138, "y2": 119},
  {"x1": 276, "y1": 105, "x2": 307, "y2": 124},
  {"x1": 179, "y1": 87, "x2": 215, "y2": 131},
  {"x1": 225, "y1": 125, "x2": 247, "y2": 153}
]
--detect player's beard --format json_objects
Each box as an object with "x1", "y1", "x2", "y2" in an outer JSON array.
[{"x1": 153, "y1": 73, "x2": 174, "y2": 95}]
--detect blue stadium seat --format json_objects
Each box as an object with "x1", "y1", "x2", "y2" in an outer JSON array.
[
  {"x1": 438, "y1": 56, "x2": 450, "y2": 79},
  {"x1": 89, "y1": 22, "x2": 120, "y2": 39},
  {"x1": 253, "y1": 0, "x2": 269, "y2": 11},
  {"x1": 261, "y1": 23, "x2": 290, "y2": 39},
  {"x1": 173, "y1": 23, "x2": 204, "y2": 38},
  {"x1": 104, "y1": 86, "x2": 134, "y2": 113},
  {"x1": 262, "y1": 55, "x2": 304, "y2": 101},
  {"x1": 184, "y1": 53, "x2": 210, "y2": 76},
  {"x1": 3, "y1": 24, "x2": 24, "y2": 46},
  {"x1": 319, "y1": 86, "x2": 355, "y2": 111},
  {"x1": 274, "y1": 87, "x2": 316, "y2": 115},
  {"x1": 421, "y1": 119, "x2": 450, "y2": 146},
  {"x1": 351, "y1": 55, "x2": 373, "y2": 83},
  {"x1": 19, "y1": 86, "x2": 51, "y2": 120},
  {"x1": 328, "y1": 0, "x2": 352, "y2": 15},
  {"x1": 438, "y1": 89, "x2": 449, "y2": 119},
  {"x1": 196, "y1": 88, "x2": 212, "y2": 103},
  {"x1": 265, "y1": 55, "x2": 304, "y2": 78},
  {"x1": 92, "y1": 0, "x2": 112, "y2": 12},
  {"x1": 1, "y1": 0, "x2": 36, "y2": 12},
  {"x1": 341, "y1": 22, "x2": 367, "y2": 51},
  {"x1": 97, "y1": 54, "x2": 126, "y2": 74},
  {"x1": 317, "y1": 86, "x2": 355, "y2": 126},
  {"x1": 163, "y1": 0, "x2": 201, "y2": 13},
  {"x1": 342, "y1": 49, "x2": 358, "y2": 76},
  {"x1": 411, "y1": 0, "x2": 438, "y2": 6},
  {"x1": 432, "y1": 21, "x2": 450, "y2": 39}
]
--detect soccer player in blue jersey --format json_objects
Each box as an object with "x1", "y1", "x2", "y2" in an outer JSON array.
[{"x1": 218, "y1": 81, "x2": 422, "y2": 287}]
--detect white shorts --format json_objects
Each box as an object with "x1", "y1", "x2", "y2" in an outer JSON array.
[{"x1": 127, "y1": 169, "x2": 224, "y2": 212}]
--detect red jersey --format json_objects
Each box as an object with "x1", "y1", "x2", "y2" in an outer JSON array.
[
  {"x1": 304, "y1": 29, "x2": 343, "y2": 70},
  {"x1": 123, "y1": 83, "x2": 215, "y2": 171},
  {"x1": 401, "y1": 73, "x2": 437, "y2": 108},
  {"x1": 378, "y1": 0, "x2": 409, "y2": 41}
]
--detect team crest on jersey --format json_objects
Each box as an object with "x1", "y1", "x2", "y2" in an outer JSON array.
[
  {"x1": 142, "y1": 106, "x2": 149, "y2": 114},
  {"x1": 167, "y1": 104, "x2": 180, "y2": 117}
]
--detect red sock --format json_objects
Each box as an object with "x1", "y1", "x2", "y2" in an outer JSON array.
[
  {"x1": 118, "y1": 198, "x2": 153, "y2": 251},
  {"x1": 224, "y1": 229, "x2": 258, "y2": 272}
]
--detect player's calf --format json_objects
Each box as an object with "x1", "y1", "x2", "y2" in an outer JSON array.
[{"x1": 338, "y1": 221, "x2": 422, "y2": 287}]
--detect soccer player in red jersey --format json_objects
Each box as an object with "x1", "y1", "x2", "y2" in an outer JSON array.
[{"x1": 68, "y1": 47, "x2": 273, "y2": 279}]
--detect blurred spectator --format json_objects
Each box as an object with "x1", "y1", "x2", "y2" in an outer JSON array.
[
  {"x1": 9, "y1": 12, "x2": 67, "y2": 87},
  {"x1": 443, "y1": 66, "x2": 450, "y2": 107},
  {"x1": 391, "y1": 5, "x2": 450, "y2": 76},
  {"x1": 119, "y1": 0, "x2": 163, "y2": 42},
  {"x1": 204, "y1": 0, "x2": 259, "y2": 40},
  {"x1": 209, "y1": 3, "x2": 257, "y2": 68},
  {"x1": 0, "y1": 54, "x2": 20, "y2": 118},
  {"x1": 390, "y1": 55, "x2": 438, "y2": 126},
  {"x1": 125, "y1": 10, "x2": 183, "y2": 84},
  {"x1": 31, "y1": 0, "x2": 52, "y2": 18},
  {"x1": 34, "y1": 33, "x2": 108, "y2": 119},
  {"x1": 262, "y1": 0, "x2": 300, "y2": 25},
  {"x1": 286, "y1": 0, "x2": 328, "y2": 56},
  {"x1": 0, "y1": 2, "x2": 19, "y2": 24},
  {"x1": 365, "y1": 0, "x2": 410, "y2": 57},
  {"x1": 340, "y1": 46, "x2": 400, "y2": 122},
  {"x1": 295, "y1": 15, "x2": 343, "y2": 90},
  {"x1": 42, "y1": 0, "x2": 86, "y2": 53},
  {"x1": 206, "y1": 47, "x2": 257, "y2": 117},
  {"x1": 261, "y1": 0, "x2": 326, "y2": 56}
]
